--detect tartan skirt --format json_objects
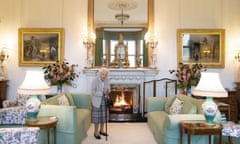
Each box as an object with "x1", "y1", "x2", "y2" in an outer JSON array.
[{"x1": 91, "y1": 98, "x2": 107, "y2": 123}]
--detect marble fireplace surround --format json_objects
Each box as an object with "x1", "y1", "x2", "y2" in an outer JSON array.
[{"x1": 83, "y1": 68, "x2": 159, "y2": 116}]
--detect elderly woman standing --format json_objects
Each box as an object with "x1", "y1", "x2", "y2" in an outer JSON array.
[{"x1": 91, "y1": 67, "x2": 110, "y2": 139}]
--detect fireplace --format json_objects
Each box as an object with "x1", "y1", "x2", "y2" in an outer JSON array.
[
  {"x1": 109, "y1": 84, "x2": 141, "y2": 121},
  {"x1": 109, "y1": 84, "x2": 139, "y2": 113},
  {"x1": 83, "y1": 68, "x2": 159, "y2": 121}
]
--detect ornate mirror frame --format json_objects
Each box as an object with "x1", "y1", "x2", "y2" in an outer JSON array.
[
  {"x1": 177, "y1": 29, "x2": 225, "y2": 68},
  {"x1": 88, "y1": 0, "x2": 155, "y2": 67}
]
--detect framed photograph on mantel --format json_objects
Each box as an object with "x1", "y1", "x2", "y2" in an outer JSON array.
[
  {"x1": 18, "y1": 28, "x2": 64, "y2": 66},
  {"x1": 177, "y1": 29, "x2": 225, "y2": 68}
]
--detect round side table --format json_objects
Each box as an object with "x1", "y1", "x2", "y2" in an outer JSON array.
[
  {"x1": 180, "y1": 120, "x2": 222, "y2": 144},
  {"x1": 26, "y1": 116, "x2": 58, "y2": 144}
]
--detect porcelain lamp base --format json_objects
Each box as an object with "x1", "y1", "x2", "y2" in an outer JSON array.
[
  {"x1": 26, "y1": 95, "x2": 41, "y2": 121},
  {"x1": 202, "y1": 97, "x2": 218, "y2": 123},
  {"x1": 27, "y1": 112, "x2": 38, "y2": 121}
]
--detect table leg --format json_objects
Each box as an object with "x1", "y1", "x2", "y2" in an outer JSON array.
[
  {"x1": 209, "y1": 135, "x2": 211, "y2": 144},
  {"x1": 188, "y1": 131, "x2": 191, "y2": 144},
  {"x1": 229, "y1": 136, "x2": 233, "y2": 144},
  {"x1": 47, "y1": 128, "x2": 50, "y2": 144},
  {"x1": 219, "y1": 132, "x2": 222, "y2": 144},
  {"x1": 180, "y1": 126, "x2": 183, "y2": 144},
  {"x1": 54, "y1": 126, "x2": 56, "y2": 144}
]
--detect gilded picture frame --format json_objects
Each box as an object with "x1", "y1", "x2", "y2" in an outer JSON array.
[
  {"x1": 18, "y1": 28, "x2": 64, "y2": 66},
  {"x1": 177, "y1": 29, "x2": 225, "y2": 68}
]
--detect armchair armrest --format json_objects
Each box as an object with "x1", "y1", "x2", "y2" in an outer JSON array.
[
  {"x1": 2, "y1": 99, "x2": 18, "y2": 108},
  {"x1": 147, "y1": 97, "x2": 166, "y2": 112},
  {"x1": 165, "y1": 111, "x2": 222, "y2": 130},
  {"x1": 0, "y1": 106, "x2": 27, "y2": 125},
  {"x1": 165, "y1": 114, "x2": 205, "y2": 130},
  {"x1": 38, "y1": 105, "x2": 77, "y2": 133}
]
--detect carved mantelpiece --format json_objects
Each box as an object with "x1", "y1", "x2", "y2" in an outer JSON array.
[{"x1": 83, "y1": 68, "x2": 158, "y2": 83}]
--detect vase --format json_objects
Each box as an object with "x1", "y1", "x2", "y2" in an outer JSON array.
[
  {"x1": 57, "y1": 85, "x2": 63, "y2": 94},
  {"x1": 181, "y1": 88, "x2": 191, "y2": 96},
  {"x1": 181, "y1": 89, "x2": 187, "y2": 95}
]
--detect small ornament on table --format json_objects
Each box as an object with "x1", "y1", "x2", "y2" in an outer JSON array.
[
  {"x1": 102, "y1": 56, "x2": 107, "y2": 67},
  {"x1": 136, "y1": 57, "x2": 142, "y2": 68}
]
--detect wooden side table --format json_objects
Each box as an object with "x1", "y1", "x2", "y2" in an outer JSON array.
[
  {"x1": 180, "y1": 120, "x2": 222, "y2": 144},
  {"x1": 26, "y1": 116, "x2": 58, "y2": 144},
  {"x1": 0, "y1": 80, "x2": 8, "y2": 108}
]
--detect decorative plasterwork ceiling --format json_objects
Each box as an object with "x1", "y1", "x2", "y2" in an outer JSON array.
[{"x1": 94, "y1": 0, "x2": 147, "y2": 28}]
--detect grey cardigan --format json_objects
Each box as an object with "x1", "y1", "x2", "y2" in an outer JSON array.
[{"x1": 91, "y1": 76, "x2": 110, "y2": 108}]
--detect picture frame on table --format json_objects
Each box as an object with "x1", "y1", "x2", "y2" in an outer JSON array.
[
  {"x1": 177, "y1": 29, "x2": 225, "y2": 68},
  {"x1": 18, "y1": 28, "x2": 64, "y2": 66}
]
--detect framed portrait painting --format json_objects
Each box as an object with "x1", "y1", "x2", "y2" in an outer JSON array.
[
  {"x1": 177, "y1": 29, "x2": 225, "y2": 68},
  {"x1": 18, "y1": 28, "x2": 64, "y2": 66}
]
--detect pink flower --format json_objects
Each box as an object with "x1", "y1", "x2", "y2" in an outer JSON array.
[
  {"x1": 42, "y1": 60, "x2": 79, "y2": 86},
  {"x1": 169, "y1": 63, "x2": 206, "y2": 90}
]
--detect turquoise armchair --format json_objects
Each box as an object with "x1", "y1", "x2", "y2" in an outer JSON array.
[
  {"x1": 38, "y1": 93, "x2": 91, "y2": 144},
  {"x1": 147, "y1": 94, "x2": 221, "y2": 144}
]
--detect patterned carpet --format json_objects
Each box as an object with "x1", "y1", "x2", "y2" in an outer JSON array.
[{"x1": 82, "y1": 122, "x2": 157, "y2": 144}]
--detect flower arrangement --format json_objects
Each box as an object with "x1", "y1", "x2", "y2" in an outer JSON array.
[
  {"x1": 169, "y1": 63, "x2": 206, "y2": 91},
  {"x1": 42, "y1": 60, "x2": 79, "y2": 88}
]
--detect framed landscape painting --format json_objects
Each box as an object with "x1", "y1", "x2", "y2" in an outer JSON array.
[
  {"x1": 177, "y1": 29, "x2": 225, "y2": 68},
  {"x1": 18, "y1": 28, "x2": 64, "y2": 66}
]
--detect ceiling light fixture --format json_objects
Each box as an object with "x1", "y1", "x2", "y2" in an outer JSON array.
[
  {"x1": 115, "y1": 7, "x2": 130, "y2": 24},
  {"x1": 108, "y1": 0, "x2": 137, "y2": 24}
]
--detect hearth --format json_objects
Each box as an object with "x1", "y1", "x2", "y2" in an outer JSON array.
[{"x1": 109, "y1": 113, "x2": 146, "y2": 122}]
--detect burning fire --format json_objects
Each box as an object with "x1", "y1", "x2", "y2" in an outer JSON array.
[{"x1": 113, "y1": 91, "x2": 129, "y2": 107}]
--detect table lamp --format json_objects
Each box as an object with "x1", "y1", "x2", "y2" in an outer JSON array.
[
  {"x1": 18, "y1": 70, "x2": 50, "y2": 121},
  {"x1": 192, "y1": 72, "x2": 228, "y2": 123}
]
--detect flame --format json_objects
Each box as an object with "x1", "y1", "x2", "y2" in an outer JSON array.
[{"x1": 113, "y1": 91, "x2": 129, "y2": 107}]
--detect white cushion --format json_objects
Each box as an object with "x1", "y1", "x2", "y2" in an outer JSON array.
[
  {"x1": 57, "y1": 95, "x2": 70, "y2": 106},
  {"x1": 169, "y1": 98, "x2": 184, "y2": 114}
]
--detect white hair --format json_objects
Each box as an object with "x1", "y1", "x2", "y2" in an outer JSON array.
[{"x1": 99, "y1": 67, "x2": 109, "y2": 75}]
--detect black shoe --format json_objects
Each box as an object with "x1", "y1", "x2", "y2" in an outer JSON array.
[
  {"x1": 94, "y1": 134, "x2": 101, "y2": 139},
  {"x1": 99, "y1": 131, "x2": 108, "y2": 136}
]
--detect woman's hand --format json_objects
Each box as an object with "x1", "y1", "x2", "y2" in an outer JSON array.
[{"x1": 103, "y1": 88, "x2": 109, "y2": 97}]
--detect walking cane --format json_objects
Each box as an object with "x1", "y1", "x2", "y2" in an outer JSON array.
[
  {"x1": 105, "y1": 95, "x2": 108, "y2": 141},
  {"x1": 103, "y1": 92, "x2": 108, "y2": 141}
]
